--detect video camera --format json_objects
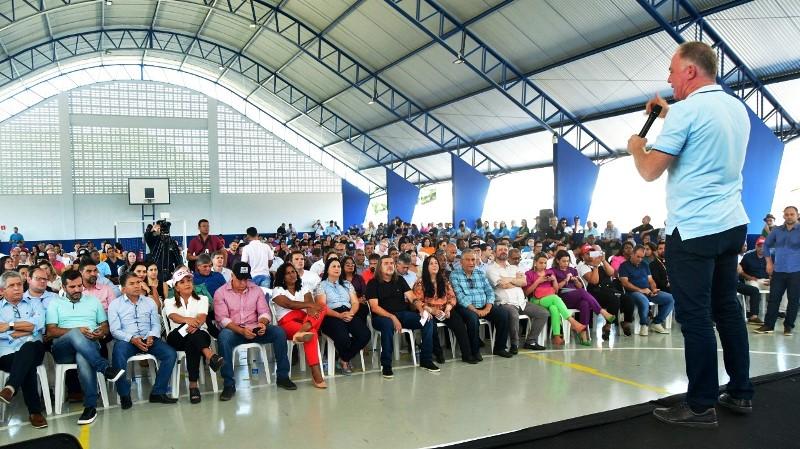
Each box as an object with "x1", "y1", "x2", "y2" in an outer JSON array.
[{"x1": 156, "y1": 219, "x2": 172, "y2": 236}]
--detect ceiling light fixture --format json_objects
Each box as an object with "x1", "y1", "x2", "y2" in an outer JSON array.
[
  {"x1": 453, "y1": 32, "x2": 466, "y2": 65},
  {"x1": 367, "y1": 78, "x2": 378, "y2": 105},
  {"x1": 105, "y1": 0, "x2": 113, "y2": 5},
  {"x1": 249, "y1": 22, "x2": 257, "y2": 29}
]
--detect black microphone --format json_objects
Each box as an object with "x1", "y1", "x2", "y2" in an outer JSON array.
[{"x1": 638, "y1": 104, "x2": 663, "y2": 138}]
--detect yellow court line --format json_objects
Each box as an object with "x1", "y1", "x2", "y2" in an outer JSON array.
[
  {"x1": 523, "y1": 352, "x2": 669, "y2": 395},
  {"x1": 79, "y1": 424, "x2": 90, "y2": 449}
]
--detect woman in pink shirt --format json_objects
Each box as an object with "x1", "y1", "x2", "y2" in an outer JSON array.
[{"x1": 524, "y1": 253, "x2": 586, "y2": 346}]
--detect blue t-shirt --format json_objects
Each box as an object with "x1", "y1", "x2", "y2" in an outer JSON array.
[
  {"x1": 193, "y1": 272, "x2": 227, "y2": 298},
  {"x1": 618, "y1": 261, "x2": 651, "y2": 290},
  {"x1": 653, "y1": 85, "x2": 750, "y2": 240}
]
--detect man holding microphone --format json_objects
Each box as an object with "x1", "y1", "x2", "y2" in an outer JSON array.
[{"x1": 627, "y1": 41, "x2": 753, "y2": 428}]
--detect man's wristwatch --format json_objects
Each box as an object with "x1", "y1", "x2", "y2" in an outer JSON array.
[{"x1": 9, "y1": 322, "x2": 15, "y2": 330}]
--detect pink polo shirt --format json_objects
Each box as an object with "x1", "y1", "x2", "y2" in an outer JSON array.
[
  {"x1": 83, "y1": 282, "x2": 116, "y2": 311},
  {"x1": 213, "y1": 281, "x2": 271, "y2": 329}
]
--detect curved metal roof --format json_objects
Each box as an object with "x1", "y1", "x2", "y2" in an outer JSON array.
[{"x1": 0, "y1": 0, "x2": 797, "y2": 192}]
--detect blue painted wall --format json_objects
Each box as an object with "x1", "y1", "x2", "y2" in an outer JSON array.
[
  {"x1": 741, "y1": 108, "x2": 785, "y2": 234},
  {"x1": 386, "y1": 169, "x2": 420, "y2": 223},
  {"x1": 553, "y1": 137, "x2": 599, "y2": 221},
  {"x1": 451, "y1": 154, "x2": 490, "y2": 227},
  {"x1": 341, "y1": 179, "x2": 370, "y2": 229}
]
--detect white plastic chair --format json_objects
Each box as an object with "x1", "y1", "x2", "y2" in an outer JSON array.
[
  {"x1": 53, "y1": 363, "x2": 109, "y2": 414},
  {"x1": 232, "y1": 343, "x2": 272, "y2": 384},
  {"x1": 0, "y1": 364, "x2": 52, "y2": 415},
  {"x1": 323, "y1": 335, "x2": 366, "y2": 376},
  {"x1": 365, "y1": 302, "x2": 419, "y2": 366},
  {"x1": 478, "y1": 318, "x2": 495, "y2": 350},
  {"x1": 435, "y1": 322, "x2": 457, "y2": 360}
]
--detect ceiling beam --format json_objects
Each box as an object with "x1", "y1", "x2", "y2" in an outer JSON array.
[{"x1": 323, "y1": 0, "x2": 753, "y2": 151}]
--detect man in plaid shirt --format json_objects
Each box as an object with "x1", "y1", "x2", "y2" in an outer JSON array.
[{"x1": 451, "y1": 249, "x2": 512, "y2": 360}]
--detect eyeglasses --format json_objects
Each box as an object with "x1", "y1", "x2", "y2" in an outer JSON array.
[
  {"x1": 12, "y1": 305, "x2": 21, "y2": 319},
  {"x1": 466, "y1": 277, "x2": 474, "y2": 288}
]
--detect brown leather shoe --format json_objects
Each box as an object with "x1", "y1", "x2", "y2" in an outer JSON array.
[
  {"x1": 29, "y1": 414, "x2": 48, "y2": 429},
  {"x1": 0, "y1": 386, "x2": 14, "y2": 404}
]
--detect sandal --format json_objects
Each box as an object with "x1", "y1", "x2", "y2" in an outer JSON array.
[
  {"x1": 189, "y1": 387, "x2": 201, "y2": 404},
  {"x1": 292, "y1": 332, "x2": 313, "y2": 343}
]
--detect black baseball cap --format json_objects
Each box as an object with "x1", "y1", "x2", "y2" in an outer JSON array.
[
  {"x1": 36, "y1": 251, "x2": 47, "y2": 260},
  {"x1": 232, "y1": 262, "x2": 252, "y2": 280}
]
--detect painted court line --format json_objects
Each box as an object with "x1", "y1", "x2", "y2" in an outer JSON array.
[
  {"x1": 78, "y1": 424, "x2": 90, "y2": 449},
  {"x1": 522, "y1": 352, "x2": 669, "y2": 394}
]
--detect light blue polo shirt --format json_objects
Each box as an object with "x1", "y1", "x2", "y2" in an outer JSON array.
[
  {"x1": 653, "y1": 84, "x2": 750, "y2": 240},
  {"x1": 45, "y1": 294, "x2": 107, "y2": 329}
]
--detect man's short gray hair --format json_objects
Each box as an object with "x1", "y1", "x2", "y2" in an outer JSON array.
[
  {"x1": 0, "y1": 271, "x2": 22, "y2": 289},
  {"x1": 397, "y1": 253, "x2": 412, "y2": 265},
  {"x1": 197, "y1": 253, "x2": 213, "y2": 266}
]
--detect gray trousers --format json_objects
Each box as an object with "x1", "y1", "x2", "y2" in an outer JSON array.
[{"x1": 498, "y1": 302, "x2": 548, "y2": 346}]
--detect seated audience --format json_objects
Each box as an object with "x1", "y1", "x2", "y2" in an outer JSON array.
[
  {"x1": 46, "y1": 270, "x2": 125, "y2": 425},
  {"x1": 575, "y1": 246, "x2": 626, "y2": 340},
  {"x1": 214, "y1": 262, "x2": 296, "y2": 401},
  {"x1": 649, "y1": 241, "x2": 670, "y2": 293},
  {"x1": 551, "y1": 250, "x2": 616, "y2": 345},
  {"x1": 413, "y1": 256, "x2": 477, "y2": 364},
  {"x1": 108, "y1": 273, "x2": 178, "y2": 409},
  {"x1": 24, "y1": 266, "x2": 59, "y2": 310},
  {"x1": 316, "y1": 258, "x2": 371, "y2": 375},
  {"x1": 618, "y1": 245, "x2": 675, "y2": 336},
  {"x1": 212, "y1": 250, "x2": 233, "y2": 282},
  {"x1": 0, "y1": 271, "x2": 48, "y2": 428},
  {"x1": 524, "y1": 254, "x2": 586, "y2": 345},
  {"x1": 163, "y1": 268, "x2": 224, "y2": 404},
  {"x1": 272, "y1": 262, "x2": 327, "y2": 389},
  {"x1": 193, "y1": 253, "x2": 227, "y2": 299},
  {"x1": 396, "y1": 252, "x2": 417, "y2": 288},
  {"x1": 367, "y1": 255, "x2": 439, "y2": 378},
  {"x1": 486, "y1": 243, "x2": 548, "y2": 353},
  {"x1": 450, "y1": 249, "x2": 512, "y2": 359}
]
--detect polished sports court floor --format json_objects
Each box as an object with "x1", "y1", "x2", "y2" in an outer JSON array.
[{"x1": 2, "y1": 324, "x2": 798, "y2": 448}]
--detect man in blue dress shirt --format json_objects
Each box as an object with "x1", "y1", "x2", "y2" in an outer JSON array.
[
  {"x1": 109, "y1": 272, "x2": 177, "y2": 409},
  {"x1": 755, "y1": 206, "x2": 800, "y2": 335}
]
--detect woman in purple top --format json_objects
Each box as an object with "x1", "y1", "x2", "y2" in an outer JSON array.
[{"x1": 551, "y1": 250, "x2": 616, "y2": 345}]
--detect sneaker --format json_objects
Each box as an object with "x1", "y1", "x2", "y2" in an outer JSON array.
[
  {"x1": 276, "y1": 378, "x2": 297, "y2": 391},
  {"x1": 420, "y1": 361, "x2": 440, "y2": 373},
  {"x1": 433, "y1": 352, "x2": 445, "y2": 364},
  {"x1": 784, "y1": 327, "x2": 793, "y2": 336},
  {"x1": 718, "y1": 393, "x2": 752, "y2": 414},
  {"x1": 653, "y1": 403, "x2": 717, "y2": 429},
  {"x1": 219, "y1": 386, "x2": 236, "y2": 401},
  {"x1": 120, "y1": 395, "x2": 133, "y2": 410},
  {"x1": 462, "y1": 357, "x2": 479, "y2": 365},
  {"x1": 492, "y1": 349, "x2": 513, "y2": 358},
  {"x1": 747, "y1": 316, "x2": 764, "y2": 326},
  {"x1": 29, "y1": 414, "x2": 47, "y2": 429},
  {"x1": 103, "y1": 367, "x2": 125, "y2": 383},
  {"x1": 509, "y1": 345, "x2": 519, "y2": 355},
  {"x1": 651, "y1": 323, "x2": 669, "y2": 334},
  {"x1": 0, "y1": 386, "x2": 14, "y2": 404},
  {"x1": 639, "y1": 325, "x2": 649, "y2": 336},
  {"x1": 77, "y1": 407, "x2": 97, "y2": 425},
  {"x1": 753, "y1": 325, "x2": 774, "y2": 334},
  {"x1": 149, "y1": 394, "x2": 178, "y2": 404},
  {"x1": 381, "y1": 365, "x2": 394, "y2": 379},
  {"x1": 622, "y1": 322, "x2": 632, "y2": 336},
  {"x1": 522, "y1": 342, "x2": 546, "y2": 351}
]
